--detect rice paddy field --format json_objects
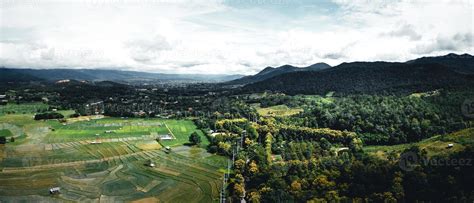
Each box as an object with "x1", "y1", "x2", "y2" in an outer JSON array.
[{"x1": 0, "y1": 104, "x2": 226, "y2": 202}]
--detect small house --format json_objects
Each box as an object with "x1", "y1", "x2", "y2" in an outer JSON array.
[
  {"x1": 447, "y1": 143, "x2": 454, "y2": 148},
  {"x1": 49, "y1": 187, "x2": 60, "y2": 194},
  {"x1": 336, "y1": 147, "x2": 350, "y2": 156},
  {"x1": 164, "y1": 146, "x2": 171, "y2": 154},
  {"x1": 146, "y1": 159, "x2": 155, "y2": 167}
]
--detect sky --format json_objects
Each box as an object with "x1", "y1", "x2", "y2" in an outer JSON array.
[{"x1": 0, "y1": 0, "x2": 473, "y2": 75}]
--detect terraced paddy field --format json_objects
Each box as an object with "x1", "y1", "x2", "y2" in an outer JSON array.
[{"x1": 0, "y1": 105, "x2": 226, "y2": 202}]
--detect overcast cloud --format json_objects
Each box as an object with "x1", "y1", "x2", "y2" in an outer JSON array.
[{"x1": 0, "y1": 0, "x2": 473, "y2": 74}]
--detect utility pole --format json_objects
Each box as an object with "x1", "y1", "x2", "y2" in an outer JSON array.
[
  {"x1": 220, "y1": 172, "x2": 227, "y2": 203},
  {"x1": 241, "y1": 130, "x2": 246, "y2": 149},
  {"x1": 220, "y1": 130, "x2": 246, "y2": 203}
]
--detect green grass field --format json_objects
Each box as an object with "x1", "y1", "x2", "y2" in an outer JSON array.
[
  {"x1": 0, "y1": 104, "x2": 225, "y2": 202},
  {"x1": 255, "y1": 104, "x2": 303, "y2": 117},
  {"x1": 0, "y1": 103, "x2": 49, "y2": 116},
  {"x1": 0, "y1": 129, "x2": 13, "y2": 137},
  {"x1": 364, "y1": 128, "x2": 474, "y2": 159},
  {"x1": 44, "y1": 118, "x2": 207, "y2": 146}
]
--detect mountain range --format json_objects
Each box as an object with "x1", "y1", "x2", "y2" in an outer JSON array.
[
  {"x1": 241, "y1": 53, "x2": 474, "y2": 95},
  {"x1": 225, "y1": 62, "x2": 331, "y2": 85},
  {"x1": 407, "y1": 53, "x2": 474, "y2": 74},
  {"x1": 0, "y1": 68, "x2": 244, "y2": 84},
  {"x1": 1, "y1": 53, "x2": 473, "y2": 95}
]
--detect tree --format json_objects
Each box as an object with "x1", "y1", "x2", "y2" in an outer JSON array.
[
  {"x1": 10, "y1": 137, "x2": 15, "y2": 142},
  {"x1": 312, "y1": 175, "x2": 335, "y2": 192},
  {"x1": 218, "y1": 142, "x2": 231, "y2": 155},
  {"x1": 247, "y1": 125, "x2": 259, "y2": 140},
  {"x1": 248, "y1": 160, "x2": 259, "y2": 175},
  {"x1": 34, "y1": 112, "x2": 64, "y2": 120},
  {"x1": 290, "y1": 180, "x2": 302, "y2": 198},
  {"x1": 234, "y1": 159, "x2": 246, "y2": 173},
  {"x1": 188, "y1": 132, "x2": 201, "y2": 145},
  {"x1": 350, "y1": 137, "x2": 363, "y2": 152},
  {"x1": 234, "y1": 183, "x2": 246, "y2": 198},
  {"x1": 235, "y1": 173, "x2": 245, "y2": 183},
  {"x1": 248, "y1": 191, "x2": 261, "y2": 203},
  {"x1": 265, "y1": 132, "x2": 273, "y2": 164},
  {"x1": 325, "y1": 190, "x2": 341, "y2": 202},
  {"x1": 244, "y1": 137, "x2": 253, "y2": 146},
  {"x1": 391, "y1": 171, "x2": 405, "y2": 200},
  {"x1": 320, "y1": 138, "x2": 331, "y2": 150}
]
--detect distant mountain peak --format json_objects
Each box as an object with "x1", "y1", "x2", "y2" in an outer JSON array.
[
  {"x1": 258, "y1": 66, "x2": 276, "y2": 75},
  {"x1": 306, "y1": 62, "x2": 331, "y2": 70},
  {"x1": 443, "y1": 53, "x2": 473, "y2": 58},
  {"x1": 407, "y1": 53, "x2": 474, "y2": 74},
  {"x1": 226, "y1": 62, "x2": 331, "y2": 85},
  {"x1": 278, "y1": 64, "x2": 296, "y2": 69}
]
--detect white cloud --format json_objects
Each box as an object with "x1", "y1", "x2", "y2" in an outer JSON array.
[
  {"x1": 316, "y1": 0, "x2": 473, "y2": 63},
  {"x1": 0, "y1": 0, "x2": 472, "y2": 74},
  {"x1": 382, "y1": 24, "x2": 421, "y2": 41},
  {"x1": 413, "y1": 33, "x2": 473, "y2": 54}
]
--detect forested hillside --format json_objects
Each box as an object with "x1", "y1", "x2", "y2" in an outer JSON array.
[
  {"x1": 277, "y1": 91, "x2": 473, "y2": 145},
  {"x1": 243, "y1": 54, "x2": 474, "y2": 95},
  {"x1": 408, "y1": 53, "x2": 474, "y2": 74},
  {"x1": 226, "y1": 63, "x2": 331, "y2": 85},
  {"x1": 245, "y1": 63, "x2": 473, "y2": 95}
]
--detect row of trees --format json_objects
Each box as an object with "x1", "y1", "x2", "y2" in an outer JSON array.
[
  {"x1": 279, "y1": 125, "x2": 357, "y2": 145},
  {"x1": 34, "y1": 112, "x2": 64, "y2": 120}
]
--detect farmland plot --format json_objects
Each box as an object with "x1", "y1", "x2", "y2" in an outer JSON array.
[{"x1": 0, "y1": 110, "x2": 226, "y2": 202}]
